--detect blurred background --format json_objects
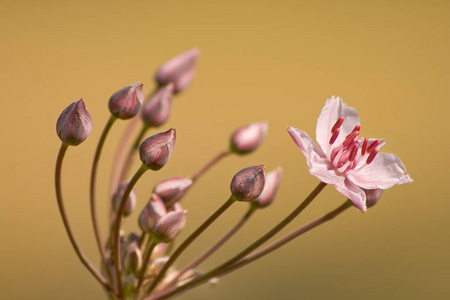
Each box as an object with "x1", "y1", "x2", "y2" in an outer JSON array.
[{"x1": 1, "y1": 0, "x2": 448, "y2": 299}]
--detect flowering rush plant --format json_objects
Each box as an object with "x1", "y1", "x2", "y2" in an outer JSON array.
[{"x1": 54, "y1": 48, "x2": 412, "y2": 300}]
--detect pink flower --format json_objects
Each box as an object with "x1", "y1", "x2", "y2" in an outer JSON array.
[{"x1": 287, "y1": 96, "x2": 412, "y2": 213}]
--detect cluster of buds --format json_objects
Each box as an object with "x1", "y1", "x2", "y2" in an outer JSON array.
[{"x1": 54, "y1": 48, "x2": 401, "y2": 300}]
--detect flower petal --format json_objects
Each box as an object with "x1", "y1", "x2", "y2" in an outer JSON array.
[
  {"x1": 316, "y1": 96, "x2": 360, "y2": 154},
  {"x1": 287, "y1": 126, "x2": 326, "y2": 158},
  {"x1": 334, "y1": 179, "x2": 367, "y2": 213},
  {"x1": 347, "y1": 153, "x2": 413, "y2": 189},
  {"x1": 307, "y1": 145, "x2": 345, "y2": 185}
]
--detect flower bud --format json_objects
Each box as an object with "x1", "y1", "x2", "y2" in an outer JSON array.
[
  {"x1": 124, "y1": 242, "x2": 142, "y2": 275},
  {"x1": 141, "y1": 83, "x2": 175, "y2": 127},
  {"x1": 154, "y1": 210, "x2": 187, "y2": 243},
  {"x1": 252, "y1": 167, "x2": 282, "y2": 208},
  {"x1": 364, "y1": 189, "x2": 383, "y2": 208},
  {"x1": 108, "y1": 82, "x2": 144, "y2": 120},
  {"x1": 230, "y1": 122, "x2": 268, "y2": 155},
  {"x1": 138, "y1": 194, "x2": 167, "y2": 233},
  {"x1": 112, "y1": 181, "x2": 136, "y2": 217},
  {"x1": 56, "y1": 98, "x2": 92, "y2": 146},
  {"x1": 230, "y1": 165, "x2": 265, "y2": 202},
  {"x1": 155, "y1": 48, "x2": 200, "y2": 93},
  {"x1": 153, "y1": 177, "x2": 193, "y2": 207},
  {"x1": 139, "y1": 128, "x2": 176, "y2": 170}
]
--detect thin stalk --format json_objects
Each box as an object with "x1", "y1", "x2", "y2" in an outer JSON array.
[
  {"x1": 55, "y1": 143, "x2": 117, "y2": 295},
  {"x1": 162, "y1": 205, "x2": 256, "y2": 291},
  {"x1": 139, "y1": 232, "x2": 147, "y2": 249},
  {"x1": 110, "y1": 88, "x2": 158, "y2": 200},
  {"x1": 137, "y1": 239, "x2": 158, "y2": 290},
  {"x1": 113, "y1": 164, "x2": 149, "y2": 298},
  {"x1": 190, "y1": 150, "x2": 230, "y2": 183},
  {"x1": 218, "y1": 200, "x2": 353, "y2": 277},
  {"x1": 152, "y1": 181, "x2": 327, "y2": 300},
  {"x1": 146, "y1": 196, "x2": 236, "y2": 295},
  {"x1": 90, "y1": 115, "x2": 117, "y2": 284},
  {"x1": 118, "y1": 124, "x2": 150, "y2": 185}
]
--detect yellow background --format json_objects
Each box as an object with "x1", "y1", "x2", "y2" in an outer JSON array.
[{"x1": 1, "y1": 0, "x2": 448, "y2": 299}]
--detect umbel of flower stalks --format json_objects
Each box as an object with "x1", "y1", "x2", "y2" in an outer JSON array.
[{"x1": 56, "y1": 98, "x2": 93, "y2": 146}]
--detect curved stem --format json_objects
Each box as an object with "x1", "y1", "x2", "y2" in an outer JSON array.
[
  {"x1": 162, "y1": 205, "x2": 256, "y2": 292},
  {"x1": 190, "y1": 150, "x2": 230, "y2": 183},
  {"x1": 109, "y1": 88, "x2": 158, "y2": 200},
  {"x1": 152, "y1": 181, "x2": 327, "y2": 300},
  {"x1": 118, "y1": 124, "x2": 150, "y2": 185},
  {"x1": 218, "y1": 200, "x2": 353, "y2": 277},
  {"x1": 146, "y1": 196, "x2": 236, "y2": 295},
  {"x1": 55, "y1": 143, "x2": 116, "y2": 295},
  {"x1": 113, "y1": 164, "x2": 149, "y2": 298},
  {"x1": 137, "y1": 239, "x2": 158, "y2": 291},
  {"x1": 90, "y1": 115, "x2": 117, "y2": 284}
]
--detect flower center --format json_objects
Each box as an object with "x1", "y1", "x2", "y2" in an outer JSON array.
[{"x1": 328, "y1": 117, "x2": 379, "y2": 173}]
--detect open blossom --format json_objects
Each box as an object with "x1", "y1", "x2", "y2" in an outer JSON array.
[{"x1": 287, "y1": 96, "x2": 412, "y2": 213}]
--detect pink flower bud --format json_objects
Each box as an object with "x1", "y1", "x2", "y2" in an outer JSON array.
[
  {"x1": 56, "y1": 98, "x2": 92, "y2": 146},
  {"x1": 138, "y1": 194, "x2": 167, "y2": 233},
  {"x1": 108, "y1": 82, "x2": 144, "y2": 120},
  {"x1": 154, "y1": 210, "x2": 187, "y2": 243},
  {"x1": 139, "y1": 128, "x2": 176, "y2": 170},
  {"x1": 124, "y1": 242, "x2": 142, "y2": 275},
  {"x1": 141, "y1": 83, "x2": 174, "y2": 127},
  {"x1": 112, "y1": 181, "x2": 137, "y2": 217},
  {"x1": 252, "y1": 167, "x2": 282, "y2": 208},
  {"x1": 153, "y1": 177, "x2": 193, "y2": 207},
  {"x1": 230, "y1": 122, "x2": 268, "y2": 154},
  {"x1": 230, "y1": 165, "x2": 265, "y2": 202},
  {"x1": 364, "y1": 189, "x2": 383, "y2": 208},
  {"x1": 155, "y1": 48, "x2": 200, "y2": 93}
]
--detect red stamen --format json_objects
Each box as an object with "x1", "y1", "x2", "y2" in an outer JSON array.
[
  {"x1": 352, "y1": 125, "x2": 360, "y2": 133},
  {"x1": 361, "y1": 138, "x2": 368, "y2": 155},
  {"x1": 349, "y1": 142, "x2": 359, "y2": 161},
  {"x1": 366, "y1": 149, "x2": 378, "y2": 164},
  {"x1": 343, "y1": 131, "x2": 359, "y2": 147},
  {"x1": 329, "y1": 128, "x2": 340, "y2": 144},
  {"x1": 367, "y1": 140, "x2": 380, "y2": 153},
  {"x1": 331, "y1": 117, "x2": 344, "y2": 133}
]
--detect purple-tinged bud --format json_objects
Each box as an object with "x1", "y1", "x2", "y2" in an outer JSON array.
[
  {"x1": 124, "y1": 242, "x2": 142, "y2": 275},
  {"x1": 230, "y1": 122, "x2": 269, "y2": 155},
  {"x1": 138, "y1": 194, "x2": 167, "y2": 233},
  {"x1": 56, "y1": 98, "x2": 92, "y2": 146},
  {"x1": 139, "y1": 128, "x2": 176, "y2": 170},
  {"x1": 153, "y1": 177, "x2": 193, "y2": 207},
  {"x1": 230, "y1": 165, "x2": 265, "y2": 202},
  {"x1": 154, "y1": 210, "x2": 187, "y2": 243},
  {"x1": 141, "y1": 83, "x2": 175, "y2": 127},
  {"x1": 252, "y1": 167, "x2": 282, "y2": 208},
  {"x1": 155, "y1": 48, "x2": 200, "y2": 93},
  {"x1": 112, "y1": 181, "x2": 136, "y2": 217},
  {"x1": 364, "y1": 189, "x2": 383, "y2": 209},
  {"x1": 108, "y1": 82, "x2": 144, "y2": 120}
]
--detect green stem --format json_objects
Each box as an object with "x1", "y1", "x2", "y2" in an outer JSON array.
[
  {"x1": 146, "y1": 196, "x2": 236, "y2": 295},
  {"x1": 113, "y1": 164, "x2": 148, "y2": 298},
  {"x1": 190, "y1": 150, "x2": 230, "y2": 183},
  {"x1": 55, "y1": 143, "x2": 117, "y2": 296},
  {"x1": 218, "y1": 200, "x2": 353, "y2": 278},
  {"x1": 137, "y1": 239, "x2": 158, "y2": 291},
  {"x1": 162, "y1": 205, "x2": 256, "y2": 292},
  {"x1": 119, "y1": 124, "x2": 150, "y2": 186},
  {"x1": 90, "y1": 115, "x2": 117, "y2": 284},
  {"x1": 152, "y1": 181, "x2": 327, "y2": 300}
]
